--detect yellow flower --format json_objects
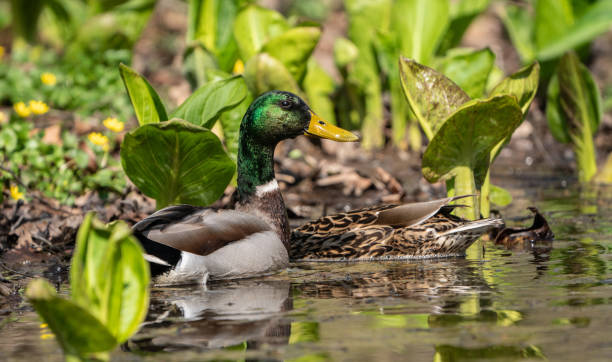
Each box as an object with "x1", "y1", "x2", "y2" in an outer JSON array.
[
  {"x1": 103, "y1": 117, "x2": 124, "y2": 132},
  {"x1": 0, "y1": 111, "x2": 7, "y2": 124},
  {"x1": 88, "y1": 132, "x2": 109, "y2": 151},
  {"x1": 232, "y1": 59, "x2": 244, "y2": 75},
  {"x1": 0, "y1": 45, "x2": 4, "y2": 59},
  {"x1": 40, "y1": 72, "x2": 57, "y2": 86},
  {"x1": 29, "y1": 100, "x2": 49, "y2": 115},
  {"x1": 10, "y1": 185, "x2": 24, "y2": 201},
  {"x1": 14, "y1": 102, "x2": 31, "y2": 117}
]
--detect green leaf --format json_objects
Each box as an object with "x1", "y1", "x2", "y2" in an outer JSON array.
[
  {"x1": 497, "y1": 4, "x2": 536, "y2": 62},
  {"x1": 422, "y1": 95, "x2": 523, "y2": 188},
  {"x1": 262, "y1": 26, "x2": 321, "y2": 82},
  {"x1": 121, "y1": 119, "x2": 235, "y2": 208},
  {"x1": 119, "y1": 63, "x2": 167, "y2": 126},
  {"x1": 232, "y1": 4, "x2": 289, "y2": 61},
  {"x1": 26, "y1": 278, "x2": 117, "y2": 357},
  {"x1": 490, "y1": 184, "x2": 513, "y2": 207},
  {"x1": 70, "y1": 213, "x2": 150, "y2": 343},
  {"x1": 221, "y1": 93, "x2": 253, "y2": 162},
  {"x1": 170, "y1": 75, "x2": 248, "y2": 128},
  {"x1": 399, "y1": 56, "x2": 470, "y2": 140},
  {"x1": 393, "y1": 0, "x2": 449, "y2": 66},
  {"x1": 537, "y1": 1, "x2": 612, "y2": 61},
  {"x1": 546, "y1": 51, "x2": 601, "y2": 182},
  {"x1": 437, "y1": 47, "x2": 495, "y2": 99},
  {"x1": 437, "y1": 0, "x2": 490, "y2": 54},
  {"x1": 535, "y1": 0, "x2": 574, "y2": 51},
  {"x1": 333, "y1": 37, "x2": 359, "y2": 68},
  {"x1": 303, "y1": 58, "x2": 336, "y2": 124},
  {"x1": 490, "y1": 62, "x2": 540, "y2": 115},
  {"x1": 243, "y1": 53, "x2": 303, "y2": 97}
]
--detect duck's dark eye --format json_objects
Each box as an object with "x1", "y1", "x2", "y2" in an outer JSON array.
[{"x1": 280, "y1": 100, "x2": 291, "y2": 108}]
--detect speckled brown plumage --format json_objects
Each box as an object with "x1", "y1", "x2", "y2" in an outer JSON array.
[{"x1": 290, "y1": 198, "x2": 503, "y2": 261}]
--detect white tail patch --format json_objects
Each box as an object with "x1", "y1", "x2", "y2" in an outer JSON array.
[{"x1": 440, "y1": 218, "x2": 503, "y2": 236}]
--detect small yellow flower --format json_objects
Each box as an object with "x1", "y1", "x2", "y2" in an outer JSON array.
[
  {"x1": 40, "y1": 333, "x2": 55, "y2": 340},
  {"x1": 103, "y1": 117, "x2": 124, "y2": 132},
  {"x1": 10, "y1": 185, "x2": 24, "y2": 201},
  {"x1": 29, "y1": 100, "x2": 49, "y2": 115},
  {"x1": 40, "y1": 72, "x2": 57, "y2": 86},
  {"x1": 0, "y1": 111, "x2": 7, "y2": 124},
  {"x1": 0, "y1": 45, "x2": 4, "y2": 59},
  {"x1": 40, "y1": 323, "x2": 48, "y2": 328},
  {"x1": 232, "y1": 59, "x2": 244, "y2": 75},
  {"x1": 14, "y1": 102, "x2": 31, "y2": 117},
  {"x1": 88, "y1": 132, "x2": 109, "y2": 151}
]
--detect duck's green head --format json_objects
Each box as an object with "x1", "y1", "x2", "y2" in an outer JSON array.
[{"x1": 241, "y1": 90, "x2": 358, "y2": 144}]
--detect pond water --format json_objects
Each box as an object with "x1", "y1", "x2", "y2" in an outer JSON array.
[{"x1": 2, "y1": 175, "x2": 612, "y2": 361}]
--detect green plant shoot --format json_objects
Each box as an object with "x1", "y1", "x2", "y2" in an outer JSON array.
[
  {"x1": 26, "y1": 213, "x2": 150, "y2": 361},
  {"x1": 546, "y1": 51, "x2": 602, "y2": 183}
]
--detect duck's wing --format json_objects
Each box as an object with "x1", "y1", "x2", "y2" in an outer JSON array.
[
  {"x1": 293, "y1": 195, "x2": 472, "y2": 237},
  {"x1": 133, "y1": 205, "x2": 272, "y2": 273}
]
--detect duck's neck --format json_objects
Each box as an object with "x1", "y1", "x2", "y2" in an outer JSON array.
[{"x1": 236, "y1": 134, "x2": 290, "y2": 249}]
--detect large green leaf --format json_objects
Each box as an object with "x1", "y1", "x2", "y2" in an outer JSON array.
[
  {"x1": 490, "y1": 62, "x2": 540, "y2": 115},
  {"x1": 26, "y1": 279, "x2": 118, "y2": 358},
  {"x1": 393, "y1": 0, "x2": 449, "y2": 66},
  {"x1": 546, "y1": 52, "x2": 601, "y2": 182},
  {"x1": 437, "y1": 48, "x2": 495, "y2": 99},
  {"x1": 232, "y1": 4, "x2": 288, "y2": 61},
  {"x1": 422, "y1": 95, "x2": 523, "y2": 188},
  {"x1": 537, "y1": 1, "x2": 612, "y2": 61},
  {"x1": 399, "y1": 57, "x2": 470, "y2": 140},
  {"x1": 243, "y1": 53, "x2": 303, "y2": 97},
  {"x1": 119, "y1": 63, "x2": 168, "y2": 126},
  {"x1": 221, "y1": 93, "x2": 253, "y2": 162},
  {"x1": 170, "y1": 75, "x2": 248, "y2": 128},
  {"x1": 262, "y1": 26, "x2": 321, "y2": 83},
  {"x1": 121, "y1": 119, "x2": 235, "y2": 208},
  {"x1": 535, "y1": 0, "x2": 574, "y2": 51}
]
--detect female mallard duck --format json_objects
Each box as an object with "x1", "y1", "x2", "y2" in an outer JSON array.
[
  {"x1": 290, "y1": 195, "x2": 503, "y2": 261},
  {"x1": 133, "y1": 91, "x2": 358, "y2": 284}
]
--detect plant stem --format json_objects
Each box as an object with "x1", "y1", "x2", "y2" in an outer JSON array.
[
  {"x1": 576, "y1": 120, "x2": 597, "y2": 183},
  {"x1": 480, "y1": 170, "x2": 491, "y2": 218},
  {"x1": 452, "y1": 166, "x2": 478, "y2": 220}
]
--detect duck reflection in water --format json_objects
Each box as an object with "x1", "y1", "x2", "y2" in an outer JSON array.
[{"x1": 129, "y1": 279, "x2": 292, "y2": 352}]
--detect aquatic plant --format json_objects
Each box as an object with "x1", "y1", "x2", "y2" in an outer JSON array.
[
  {"x1": 119, "y1": 64, "x2": 243, "y2": 209},
  {"x1": 498, "y1": 0, "x2": 612, "y2": 63},
  {"x1": 400, "y1": 58, "x2": 539, "y2": 219},
  {"x1": 546, "y1": 51, "x2": 602, "y2": 183},
  {"x1": 26, "y1": 213, "x2": 149, "y2": 361},
  {"x1": 338, "y1": 0, "x2": 492, "y2": 150}
]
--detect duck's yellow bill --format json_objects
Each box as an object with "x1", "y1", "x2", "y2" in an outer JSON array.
[{"x1": 305, "y1": 111, "x2": 359, "y2": 142}]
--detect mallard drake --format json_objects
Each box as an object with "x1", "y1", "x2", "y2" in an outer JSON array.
[
  {"x1": 290, "y1": 195, "x2": 503, "y2": 261},
  {"x1": 133, "y1": 91, "x2": 358, "y2": 284}
]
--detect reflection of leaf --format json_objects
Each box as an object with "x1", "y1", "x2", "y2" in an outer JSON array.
[
  {"x1": 399, "y1": 57, "x2": 470, "y2": 139},
  {"x1": 263, "y1": 26, "x2": 321, "y2": 82},
  {"x1": 288, "y1": 321, "x2": 320, "y2": 344},
  {"x1": 119, "y1": 63, "x2": 167, "y2": 126},
  {"x1": 546, "y1": 52, "x2": 601, "y2": 182},
  {"x1": 121, "y1": 120, "x2": 235, "y2": 208},
  {"x1": 170, "y1": 75, "x2": 248, "y2": 128},
  {"x1": 437, "y1": 48, "x2": 495, "y2": 99}
]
